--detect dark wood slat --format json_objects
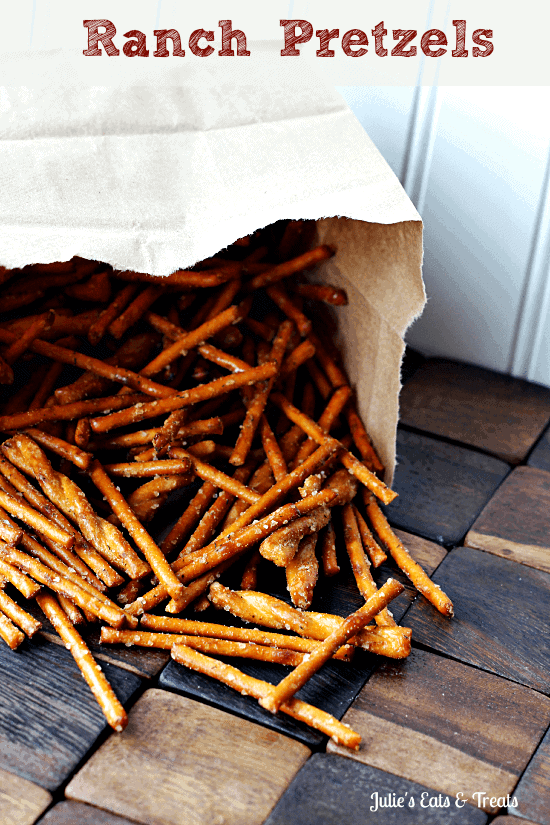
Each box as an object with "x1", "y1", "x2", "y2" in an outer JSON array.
[
  {"x1": 398, "y1": 359, "x2": 550, "y2": 463},
  {"x1": 492, "y1": 818, "x2": 542, "y2": 825},
  {"x1": 263, "y1": 754, "x2": 489, "y2": 825},
  {"x1": 38, "y1": 801, "x2": 138, "y2": 825},
  {"x1": 328, "y1": 648, "x2": 550, "y2": 813},
  {"x1": 513, "y1": 724, "x2": 550, "y2": 825},
  {"x1": 0, "y1": 767, "x2": 51, "y2": 825},
  {"x1": 465, "y1": 466, "x2": 550, "y2": 573},
  {"x1": 66, "y1": 689, "x2": 310, "y2": 825},
  {"x1": 0, "y1": 635, "x2": 141, "y2": 791},
  {"x1": 403, "y1": 546, "x2": 550, "y2": 695},
  {"x1": 383, "y1": 430, "x2": 510, "y2": 546}
]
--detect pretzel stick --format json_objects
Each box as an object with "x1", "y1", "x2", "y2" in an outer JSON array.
[
  {"x1": 208, "y1": 584, "x2": 411, "y2": 657},
  {"x1": 229, "y1": 321, "x2": 292, "y2": 466},
  {"x1": 0, "y1": 506, "x2": 22, "y2": 545},
  {"x1": 0, "y1": 329, "x2": 173, "y2": 399},
  {"x1": 286, "y1": 533, "x2": 319, "y2": 610},
  {"x1": 0, "y1": 290, "x2": 45, "y2": 313},
  {"x1": 0, "y1": 554, "x2": 41, "y2": 598},
  {"x1": 55, "y1": 332, "x2": 159, "y2": 405},
  {"x1": 242, "y1": 317, "x2": 275, "y2": 342},
  {"x1": 266, "y1": 285, "x2": 311, "y2": 337},
  {"x1": 260, "y1": 578, "x2": 404, "y2": 713},
  {"x1": 127, "y1": 475, "x2": 194, "y2": 508},
  {"x1": 0, "y1": 610, "x2": 25, "y2": 649},
  {"x1": 320, "y1": 522, "x2": 339, "y2": 577},
  {"x1": 3, "y1": 436, "x2": 149, "y2": 580},
  {"x1": 37, "y1": 592, "x2": 128, "y2": 731},
  {"x1": 160, "y1": 481, "x2": 217, "y2": 557},
  {"x1": 116, "y1": 266, "x2": 240, "y2": 288},
  {"x1": 0, "y1": 487, "x2": 74, "y2": 549},
  {"x1": 2, "y1": 311, "x2": 54, "y2": 365},
  {"x1": 168, "y1": 448, "x2": 259, "y2": 504},
  {"x1": 341, "y1": 504, "x2": 396, "y2": 627},
  {"x1": 88, "y1": 362, "x2": 278, "y2": 434},
  {"x1": 0, "y1": 545, "x2": 130, "y2": 628},
  {"x1": 100, "y1": 628, "x2": 305, "y2": 666},
  {"x1": 260, "y1": 416, "x2": 287, "y2": 482},
  {"x1": 58, "y1": 595, "x2": 86, "y2": 626},
  {"x1": 3, "y1": 309, "x2": 100, "y2": 342},
  {"x1": 89, "y1": 461, "x2": 186, "y2": 603},
  {"x1": 0, "y1": 457, "x2": 112, "y2": 589},
  {"x1": 65, "y1": 269, "x2": 111, "y2": 303},
  {"x1": 0, "y1": 355, "x2": 14, "y2": 386},
  {"x1": 259, "y1": 506, "x2": 330, "y2": 567},
  {"x1": 307, "y1": 332, "x2": 348, "y2": 389},
  {"x1": 139, "y1": 305, "x2": 242, "y2": 378},
  {"x1": 270, "y1": 393, "x2": 396, "y2": 505},
  {"x1": 28, "y1": 361, "x2": 64, "y2": 410},
  {"x1": 88, "y1": 283, "x2": 138, "y2": 345},
  {"x1": 364, "y1": 493, "x2": 454, "y2": 617},
  {"x1": 104, "y1": 459, "x2": 192, "y2": 478},
  {"x1": 109, "y1": 286, "x2": 161, "y2": 339},
  {"x1": 129, "y1": 557, "x2": 233, "y2": 616},
  {"x1": 94, "y1": 417, "x2": 224, "y2": 450},
  {"x1": 293, "y1": 385, "x2": 352, "y2": 467},
  {"x1": 354, "y1": 499, "x2": 387, "y2": 567},
  {"x1": 241, "y1": 550, "x2": 261, "y2": 590},
  {"x1": 246, "y1": 246, "x2": 333, "y2": 291},
  {"x1": 292, "y1": 283, "x2": 348, "y2": 305},
  {"x1": 346, "y1": 405, "x2": 384, "y2": 475},
  {"x1": 306, "y1": 360, "x2": 331, "y2": 400},
  {"x1": 0, "y1": 590, "x2": 42, "y2": 639},
  {"x1": 0, "y1": 392, "x2": 148, "y2": 433},
  {"x1": 22, "y1": 429, "x2": 92, "y2": 470},
  {"x1": 279, "y1": 339, "x2": 316, "y2": 378},
  {"x1": 140, "y1": 614, "x2": 351, "y2": 660},
  {"x1": 171, "y1": 644, "x2": 360, "y2": 749}
]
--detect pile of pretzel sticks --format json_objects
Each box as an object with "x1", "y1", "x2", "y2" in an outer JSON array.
[{"x1": 0, "y1": 221, "x2": 453, "y2": 748}]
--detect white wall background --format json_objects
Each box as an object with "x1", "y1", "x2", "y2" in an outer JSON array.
[{"x1": 337, "y1": 85, "x2": 550, "y2": 387}]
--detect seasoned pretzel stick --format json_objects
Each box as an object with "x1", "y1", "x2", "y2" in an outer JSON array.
[
  {"x1": 94, "y1": 417, "x2": 224, "y2": 450},
  {"x1": 0, "y1": 329, "x2": 174, "y2": 400},
  {"x1": 0, "y1": 610, "x2": 25, "y2": 649},
  {"x1": 0, "y1": 506, "x2": 23, "y2": 545},
  {"x1": 208, "y1": 584, "x2": 411, "y2": 657},
  {"x1": 229, "y1": 321, "x2": 293, "y2": 466},
  {"x1": 22, "y1": 429, "x2": 92, "y2": 470},
  {"x1": 271, "y1": 393, "x2": 396, "y2": 505},
  {"x1": 141, "y1": 614, "x2": 352, "y2": 659},
  {"x1": 307, "y1": 332, "x2": 348, "y2": 389},
  {"x1": 286, "y1": 533, "x2": 319, "y2": 609},
  {"x1": 0, "y1": 545, "x2": 129, "y2": 628},
  {"x1": 3, "y1": 436, "x2": 149, "y2": 580},
  {"x1": 58, "y1": 595, "x2": 86, "y2": 626},
  {"x1": 0, "y1": 458, "x2": 111, "y2": 589},
  {"x1": 171, "y1": 645, "x2": 360, "y2": 749},
  {"x1": 116, "y1": 266, "x2": 240, "y2": 288},
  {"x1": 354, "y1": 500, "x2": 387, "y2": 567},
  {"x1": 127, "y1": 475, "x2": 194, "y2": 508},
  {"x1": 105, "y1": 459, "x2": 192, "y2": 478},
  {"x1": 293, "y1": 385, "x2": 353, "y2": 467},
  {"x1": 0, "y1": 355, "x2": 14, "y2": 386},
  {"x1": 0, "y1": 487, "x2": 74, "y2": 550},
  {"x1": 260, "y1": 416, "x2": 287, "y2": 482},
  {"x1": 89, "y1": 461, "x2": 186, "y2": 603},
  {"x1": 65, "y1": 269, "x2": 111, "y2": 303},
  {"x1": 2, "y1": 311, "x2": 54, "y2": 366},
  {"x1": 279, "y1": 339, "x2": 316, "y2": 378},
  {"x1": 0, "y1": 554, "x2": 41, "y2": 598},
  {"x1": 88, "y1": 362, "x2": 278, "y2": 435},
  {"x1": 0, "y1": 567, "x2": 63, "y2": 640},
  {"x1": 241, "y1": 550, "x2": 261, "y2": 590},
  {"x1": 246, "y1": 246, "x2": 333, "y2": 291},
  {"x1": 260, "y1": 579, "x2": 404, "y2": 713},
  {"x1": 292, "y1": 283, "x2": 348, "y2": 305},
  {"x1": 259, "y1": 506, "x2": 330, "y2": 567},
  {"x1": 37, "y1": 592, "x2": 128, "y2": 731},
  {"x1": 320, "y1": 522, "x2": 339, "y2": 577},
  {"x1": 306, "y1": 360, "x2": 331, "y2": 401},
  {"x1": 109, "y1": 286, "x2": 161, "y2": 339},
  {"x1": 0, "y1": 392, "x2": 148, "y2": 433},
  {"x1": 160, "y1": 481, "x2": 217, "y2": 557},
  {"x1": 346, "y1": 405, "x2": 384, "y2": 475},
  {"x1": 341, "y1": 504, "x2": 396, "y2": 627},
  {"x1": 100, "y1": 628, "x2": 305, "y2": 666},
  {"x1": 88, "y1": 283, "x2": 138, "y2": 345},
  {"x1": 139, "y1": 305, "x2": 242, "y2": 378},
  {"x1": 266, "y1": 285, "x2": 312, "y2": 337},
  {"x1": 168, "y1": 448, "x2": 259, "y2": 504},
  {"x1": 364, "y1": 493, "x2": 454, "y2": 617},
  {"x1": 126, "y1": 488, "x2": 337, "y2": 617},
  {"x1": 28, "y1": 361, "x2": 64, "y2": 410}
]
